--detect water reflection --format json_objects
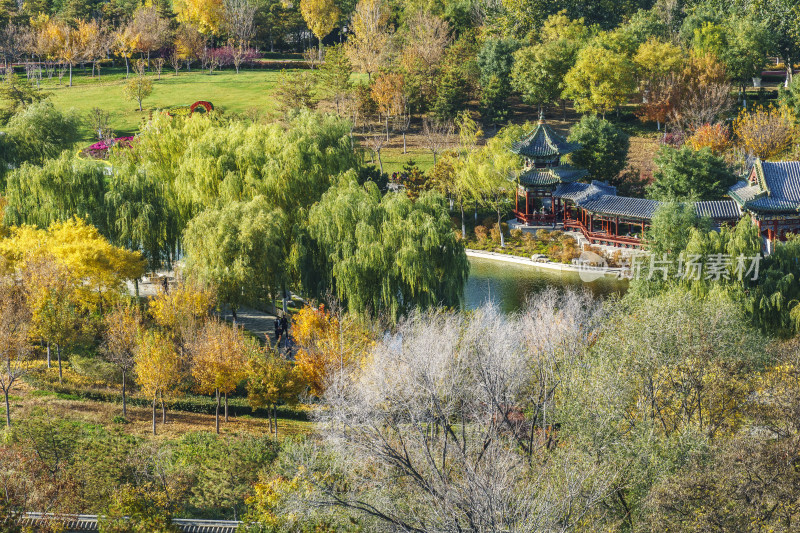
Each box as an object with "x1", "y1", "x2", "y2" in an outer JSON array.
[{"x1": 463, "y1": 257, "x2": 628, "y2": 313}]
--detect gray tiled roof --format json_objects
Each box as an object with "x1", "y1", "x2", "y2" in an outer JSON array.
[
  {"x1": 760, "y1": 161, "x2": 800, "y2": 202},
  {"x1": 511, "y1": 122, "x2": 581, "y2": 158},
  {"x1": 554, "y1": 181, "x2": 616, "y2": 203},
  {"x1": 728, "y1": 180, "x2": 762, "y2": 206},
  {"x1": 745, "y1": 196, "x2": 800, "y2": 213},
  {"x1": 729, "y1": 161, "x2": 800, "y2": 215},
  {"x1": 579, "y1": 195, "x2": 660, "y2": 219},
  {"x1": 695, "y1": 200, "x2": 740, "y2": 219}
]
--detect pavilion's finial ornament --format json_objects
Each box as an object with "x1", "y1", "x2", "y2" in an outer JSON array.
[{"x1": 538, "y1": 109, "x2": 545, "y2": 124}]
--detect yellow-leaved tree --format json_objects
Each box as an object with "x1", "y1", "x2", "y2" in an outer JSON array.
[
  {"x1": 188, "y1": 319, "x2": 249, "y2": 433},
  {"x1": 149, "y1": 279, "x2": 215, "y2": 359},
  {"x1": 102, "y1": 303, "x2": 142, "y2": 419},
  {"x1": 293, "y1": 304, "x2": 374, "y2": 398},
  {"x1": 135, "y1": 330, "x2": 182, "y2": 435},
  {"x1": 0, "y1": 217, "x2": 145, "y2": 312},
  {"x1": 734, "y1": 105, "x2": 797, "y2": 161},
  {"x1": 175, "y1": 0, "x2": 225, "y2": 35},
  {"x1": 300, "y1": 0, "x2": 340, "y2": 61},
  {"x1": 246, "y1": 348, "x2": 306, "y2": 438},
  {"x1": 21, "y1": 258, "x2": 82, "y2": 384}
]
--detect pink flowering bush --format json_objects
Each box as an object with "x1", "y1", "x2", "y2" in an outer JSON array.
[{"x1": 82, "y1": 137, "x2": 134, "y2": 159}]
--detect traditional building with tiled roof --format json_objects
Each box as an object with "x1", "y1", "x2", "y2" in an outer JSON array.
[
  {"x1": 729, "y1": 159, "x2": 800, "y2": 244},
  {"x1": 512, "y1": 118, "x2": 587, "y2": 224},
  {"x1": 510, "y1": 126, "x2": 800, "y2": 249}
]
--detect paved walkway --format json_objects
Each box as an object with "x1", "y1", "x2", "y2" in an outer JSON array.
[
  {"x1": 127, "y1": 273, "x2": 287, "y2": 347},
  {"x1": 220, "y1": 305, "x2": 280, "y2": 345}
]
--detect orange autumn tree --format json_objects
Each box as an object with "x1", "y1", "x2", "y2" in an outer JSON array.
[
  {"x1": 371, "y1": 72, "x2": 405, "y2": 140},
  {"x1": 292, "y1": 304, "x2": 374, "y2": 398},
  {"x1": 687, "y1": 123, "x2": 731, "y2": 156},
  {"x1": 189, "y1": 319, "x2": 249, "y2": 433}
]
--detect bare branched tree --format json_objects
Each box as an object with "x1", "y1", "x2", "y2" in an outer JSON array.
[
  {"x1": 422, "y1": 117, "x2": 454, "y2": 165},
  {"x1": 303, "y1": 293, "x2": 614, "y2": 532},
  {"x1": 224, "y1": 0, "x2": 257, "y2": 47},
  {"x1": 401, "y1": 11, "x2": 451, "y2": 72},
  {"x1": 224, "y1": 0, "x2": 258, "y2": 74},
  {"x1": 363, "y1": 121, "x2": 387, "y2": 173}
]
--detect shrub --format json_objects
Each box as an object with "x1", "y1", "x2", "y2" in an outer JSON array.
[
  {"x1": 536, "y1": 229, "x2": 551, "y2": 243},
  {"x1": 474, "y1": 225, "x2": 488, "y2": 242},
  {"x1": 489, "y1": 224, "x2": 502, "y2": 243},
  {"x1": 510, "y1": 228, "x2": 523, "y2": 240}
]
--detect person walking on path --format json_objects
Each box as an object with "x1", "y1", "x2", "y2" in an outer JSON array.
[
  {"x1": 280, "y1": 316, "x2": 289, "y2": 348},
  {"x1": 274, "y1": 317, "x2": 282, "y2": 345}
]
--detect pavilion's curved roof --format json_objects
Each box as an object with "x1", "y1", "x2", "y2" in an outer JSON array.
[
  {"x1": 518, "y1": 166, "x2": 587, "y2": 186},
  {"x1": 511, "y1": 121, "x2": 581, "y2": 158}
]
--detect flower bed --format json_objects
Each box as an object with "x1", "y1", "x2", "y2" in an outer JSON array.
[{"x1": 79, "y1": 136, "x2": 134, "y2": 160}]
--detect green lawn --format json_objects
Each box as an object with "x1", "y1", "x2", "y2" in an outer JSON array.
[
  {"x1": 42, "y1": 68, "x2": 293, "y2": 143},
  {"x1": 25, "y1": 66, "x2": 426, "y2": 172}
]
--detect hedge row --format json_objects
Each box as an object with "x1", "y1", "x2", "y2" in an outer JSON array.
[{"x1": 25, "y1": 377, "x2": 310, "y2": 421}]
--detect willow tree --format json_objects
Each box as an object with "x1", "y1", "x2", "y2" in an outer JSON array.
[
  {"x1": 309, "y1": 173, "x2": 468, "y2": 321},
  {"x1": 183, "y1": 196, "x2": 286, "y2": 319},
  {"x1": 4, "y1": 152, "x2": 108, "y2": 234},
  {"x1": 105, "y1": 166, "x2": 180, "y2": 271},
  {"x1": 459, "y1": 124, "x2": 523, "y2": 247},
  {"x1": 749, "y1": 236, "x2": 800, "y2": 337}
]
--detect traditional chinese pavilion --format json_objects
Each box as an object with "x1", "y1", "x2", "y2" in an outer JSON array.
[
  {"x1": 508, "y1": 124, "x2": 800, "y2": 250},
  {"x1": 511, "y1": 118, "x2": 587, "y2": 224},
  {"x1": 553, "y1": 182, "x2": 739, "y2": 248},
  {"x1": 729, "y1": 159, "x2": 800, "y2": 246}
]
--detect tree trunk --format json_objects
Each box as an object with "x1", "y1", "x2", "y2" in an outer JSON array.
[
  {"x1": 318, "y1": 38, "x2": 323, "y2": 61},
  {"x1": 224, "y1": 391, "x2": 228, "y2": 422},
  {"x1": 385, "y1": 115, "x2": 389, "y2": 141},
  {"x1": 474, "y1": 201, "x2": 478, "y2": 222},
  {"x1": 273, "y1": 405, "x2": 278, "y2": 438},
  {"x1": 125, "y1": 56, "x2": 129, "y2": 77},
  {"x1": 377, "y1": 151, "x2": 383, "y2": 174},
  {"x1": 160, "y1": 391, "x2": 166, "y2": 424},
  {"x1": 460, "y1": 198, "x2": 466, "y2": 239},
  {"x1": 215, "y1": 389, "x2": 220, "y2": 434},
  {"x1": 122, "y1": 369, "x2": 127, "y2": 418},
  {"x1": 57, "y1": 344, "x2": 62, "y2": 384},
  {"x1": 268, "y1": 405, "x2": 274, "y2": 434},
  {"x1": 4, "y1": 390, "x2": 10, "y2": 427},
  {"x1": 403, "y1": 131, "x2": 407, "y2": 153},
  {"x1": 498, "y1": 210, "x2": 505, "y2": 247},
  {"x1": 68, "y1": 63, "x2": 72, "y2": 87},
  {"x1": 152, "y1": 397, "x2": 157, "y2": 435},
  {"x1": 47, "y1": 341, "x2": 51, "y2": 368}
]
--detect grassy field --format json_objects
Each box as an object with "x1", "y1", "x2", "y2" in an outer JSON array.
[{"x1": 40, "y1": 68, "x2": 292, "y2": 142}]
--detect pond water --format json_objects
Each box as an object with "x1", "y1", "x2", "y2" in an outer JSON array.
[{"x1": 463, "y1": 256, "x2": 628, "y2": 314}]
